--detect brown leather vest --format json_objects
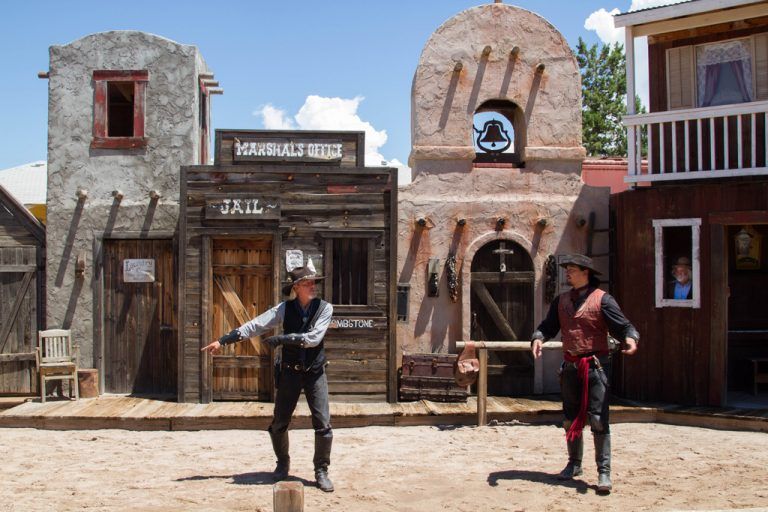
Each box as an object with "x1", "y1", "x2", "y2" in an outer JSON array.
[{"x1": 558, "y1": 288, "x2": 609, "y2": 355}]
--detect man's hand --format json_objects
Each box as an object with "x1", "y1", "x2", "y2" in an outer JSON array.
[
  {"x1": 531, "y1": 339, "x2": 543, "y2": 359},
  {"x1": 263, "y1": 336, "x2": 282, "y2": 348},
  {"x1": 622, "y1": 337, "x2": 638, "y2": 355},
  {"x1": 201, "y1": 340, "x2": 223, "y2": 354}
]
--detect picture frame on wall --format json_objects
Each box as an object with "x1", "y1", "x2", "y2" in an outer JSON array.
[{"x1": 734, "y1": 226, "x2": 762, "y2": 270}]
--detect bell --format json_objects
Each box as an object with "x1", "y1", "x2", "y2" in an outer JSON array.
[
  {"x1": 479, "y1": 121, "x2": 507, "y2": 147},
  {"x1": 475, "y1": 119, "x2": 511, "y2": 154}
]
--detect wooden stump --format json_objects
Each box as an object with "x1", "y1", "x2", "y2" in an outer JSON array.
[
  {"x1": 273, "y1": 481, "x2": 303, "y2": 512},
  {"x1": 77, "y1": 369, "x2": 99, "y2": 398}
]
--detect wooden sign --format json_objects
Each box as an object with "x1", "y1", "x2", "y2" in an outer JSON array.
[
  {"x1": 329, "y1": 317, "x2": 380, "y2": 329},
  {"x1": 123, "y1": 259, "x2": 155, "y2": 283},
  {"x1": 205, "y1": 196, "x2": 280, "y2": 219},
  {"x1": 233, "y1": 137, "x2": 344, "y2": 163}
]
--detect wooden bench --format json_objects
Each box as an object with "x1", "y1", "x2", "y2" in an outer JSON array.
[{"x1": 749, "y1": 358, "x2": 768, "y2": 395}]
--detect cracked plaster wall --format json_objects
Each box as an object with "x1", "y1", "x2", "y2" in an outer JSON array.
[
  {"x1": 46, "y1": 31, "x2": 207, "y2": 368},
  {"x1": 399, "y1": 5, "x2": 609, "y2": 393}
]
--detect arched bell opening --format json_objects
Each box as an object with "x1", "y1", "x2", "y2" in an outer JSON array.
[
  {"x1": 470, "y1": 239, "x2": 534, "y2": 396},
  {"x1": 472, "y1": 99, "x2": 526, "y2": 166}
]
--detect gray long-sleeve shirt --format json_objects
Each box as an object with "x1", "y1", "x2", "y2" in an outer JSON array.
[{"x1": 236, "y1": 301, "x2": 333, "y2": 348}]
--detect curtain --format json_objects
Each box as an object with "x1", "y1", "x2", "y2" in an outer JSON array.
[{"x1": 697, "y1": 39, "x2": 753, "y2": 107}]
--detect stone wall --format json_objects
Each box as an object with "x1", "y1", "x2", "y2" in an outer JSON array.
[{"x1": 46, "y1": 31, "x2": 208, "y2": 367}]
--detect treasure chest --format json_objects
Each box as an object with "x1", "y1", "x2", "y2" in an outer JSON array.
[{"x1": 399, "y1": 353, "x2": 468, "y2": 402}]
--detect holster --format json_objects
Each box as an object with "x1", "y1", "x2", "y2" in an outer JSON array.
[{"x1": 273, "y1": 357, "x2": 282, "y2": 389}]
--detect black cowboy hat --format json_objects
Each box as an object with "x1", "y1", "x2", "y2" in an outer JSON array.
[
  {"x1": 558, "y1": 254, "x2": 602, "y2": 275},
  {"x1": 282, "y1": 267, "x2": 325, "y2": 295}
]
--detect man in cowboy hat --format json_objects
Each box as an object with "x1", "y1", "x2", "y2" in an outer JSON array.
[
  {"x1": 530, "y1": 254, "x2": 639, "y2": 494},
  {"x1": 667, "y1": 256, "x2": 693, "y2": 300},
  {"x1": 201, "y1": 266, "x2": 335, "y2": 492}
]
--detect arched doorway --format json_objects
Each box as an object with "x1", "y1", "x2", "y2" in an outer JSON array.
[{"x1": 470, "y1": 240, "x2": 534, "y2": 395}]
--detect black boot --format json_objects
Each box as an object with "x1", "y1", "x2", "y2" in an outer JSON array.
[
  {"x1": 269, "y1": 430, "x2": 290, "y2": 481},
  {"x1": 594, "y1": 433, "x2": 612, "y2": 493},
  {"x1": 558, "y1": 436, "x2": 583, "y2": 480},
  {"x1": 313, "y1": 434, "x2": 334, "y2": 492}
]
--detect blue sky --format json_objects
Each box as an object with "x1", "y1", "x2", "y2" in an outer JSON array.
[{"x1": 0, "y1": 0, "x2": 676, "y2": 171}]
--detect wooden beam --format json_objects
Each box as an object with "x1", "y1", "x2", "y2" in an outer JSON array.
[
  {"x1": 614, "y1": 0, "x2": 764, "y2": 29},
  {"x1": 470, "y1": 281, "x2": 519, "y2": 341},
  {"x1": 457, "y1": 340, "x2": 562, "y2": 350},
  {"x1": 0, "y1": 352, "x2": 37, "y2": 362}
]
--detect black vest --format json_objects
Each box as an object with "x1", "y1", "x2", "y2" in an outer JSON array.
[{"x1": 281, "y1": 298, "x2": 327, "y2": 370}]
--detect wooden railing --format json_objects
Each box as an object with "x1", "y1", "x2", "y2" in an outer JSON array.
[
  {"x1": 456, "y1": 340, "x2": 562, "y2": 426},
  {"x1": 624, "y1": 99, "x2": 768, "y2": 182}
]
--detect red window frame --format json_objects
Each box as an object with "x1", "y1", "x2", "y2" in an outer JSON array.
[{"x1": 91, "y1": 70, "x2": 149, "y2": 149}]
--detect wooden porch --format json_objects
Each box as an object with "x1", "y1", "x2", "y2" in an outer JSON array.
[{"x1": 0, "y1": 395, "x2": 766, "y2": 432}]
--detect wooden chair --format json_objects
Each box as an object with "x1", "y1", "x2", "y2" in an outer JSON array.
[{"x1": 36, "y1": 329, "x2": 79, "y2": 403}]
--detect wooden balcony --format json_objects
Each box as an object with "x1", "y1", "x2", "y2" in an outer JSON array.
[{"x1": 624, "y1": 99, "x2": 768, "y2": 183}]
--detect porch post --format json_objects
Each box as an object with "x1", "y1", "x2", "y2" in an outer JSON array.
[{"x1": 625, "y1": 25, "x2": 637, "y2": 178}]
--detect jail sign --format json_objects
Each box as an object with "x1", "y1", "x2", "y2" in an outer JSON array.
[{"x1": 205, "y1": 196, "x2": 280, "y2": 220}]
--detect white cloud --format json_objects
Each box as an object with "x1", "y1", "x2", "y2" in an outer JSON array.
[
  {"x1": 254, "y1": 95, "x2": 408, "y2": 177},
  {"x1": 255, "y1": 104, "x2": 296, "y2": 130},
  {"x1": 584, "y1": 8, "x2": 623, "y2": 46}
]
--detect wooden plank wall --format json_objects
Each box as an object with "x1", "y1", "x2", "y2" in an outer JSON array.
[
  {"x1": 0, "y1": 199, "x2": 43, "y2": 396},
  {"x1": 611, "y1": 180, "x2": 768, "y2": 406},
  {"x1": 180, "y1": 166, "x2": 394, "y2": 403}
]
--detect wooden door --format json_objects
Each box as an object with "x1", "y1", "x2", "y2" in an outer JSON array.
[
  {"x1": 211, "y1": 238, "x2": 273, "y2": 401},
  {"x1": 103, "y1": 239, "x2": 176, "y2": 395},
  {"x1": 0, "y1": 246, "x2": 38, "y2": 394},
  {"x1": 470, "y1": 240, "x2": 534, "y2": 396}
]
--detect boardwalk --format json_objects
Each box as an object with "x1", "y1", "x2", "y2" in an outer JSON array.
[{"x1": 1, "y1": 395, "x2": 766, "y2": 432}]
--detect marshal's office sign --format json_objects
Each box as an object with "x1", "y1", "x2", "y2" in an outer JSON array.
[
  {"x1": 205, "y1": 195, "x2": 280, "y2": 220},
  {"x1": 233, "y1": 137, "x2": 344, "y2": 163}
]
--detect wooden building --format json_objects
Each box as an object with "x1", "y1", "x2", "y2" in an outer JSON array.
[
  {"x1": 179, "y1": 130, "x2": 397, "y2": 403},
  {"x1": 0, "y1": 184, "x2": 45, "y2": 395},
  {"x1": 614, "y1": 0, "x2": 768, "y2": 405}
]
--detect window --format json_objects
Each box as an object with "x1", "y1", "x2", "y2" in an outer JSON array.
[
  {"x1": 653, "y1": 218, "x2": 701, "y2": 308},
  {"x1": 92, "y1": 70, "x2": 149, "y2": 149},
  {"x1": 666, "y1": 34, "x2": 768, "y2": 110},
  {"x1": 472, "y1": 99, "x2": 524, "y2": 165},
  {"x1": 696, "y1": 39, "x2": 752, "y2": 107},
  {"x1": 320, "y1": 231, "x2": 380, "y2": 306}
]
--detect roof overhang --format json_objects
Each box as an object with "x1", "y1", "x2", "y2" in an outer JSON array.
[{"x1": 615, "y1": 0, "x2": 767, "y2": 37}]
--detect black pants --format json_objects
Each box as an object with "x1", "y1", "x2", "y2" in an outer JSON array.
[
  {"x1": 268, "y1": 366, "x2": 332, "y2": 438},
  {"x1": 560, "y1": 356, "x2": 611, "y2": 434}
]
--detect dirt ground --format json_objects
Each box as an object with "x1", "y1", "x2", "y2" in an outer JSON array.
[{"x1": 1, "y1": 422, "x2": 767, "y2": 512}]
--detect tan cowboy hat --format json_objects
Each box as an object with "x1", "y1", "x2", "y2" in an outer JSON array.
[
  {"x1": 558, "y1": 254, "x2": 602, "y2": 275},
  {"x1": 282, "y1": 267, "x2": 325, "y2": 295}
]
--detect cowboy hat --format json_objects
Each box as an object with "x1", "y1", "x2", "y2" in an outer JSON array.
[
  {"x1": 558, "y1": 254, "x2": 602, "y2": 275},
  {"x1": 282, "y1": 267, "x2": 325, "y2": 295},
  {"x1": 672, "y1": 256, "x2": 691, "y2": 267}
]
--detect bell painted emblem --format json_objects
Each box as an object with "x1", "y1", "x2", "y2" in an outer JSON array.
[{"x1": 474, "y1": 119, "x2": 512, "y2": 154}]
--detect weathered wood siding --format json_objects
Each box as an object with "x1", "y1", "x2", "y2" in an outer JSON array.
[
  {"x1": 0, "y1": 191, "x2": 45, "y2": 395},
  {"x1": 611, "y1": 180, "x2": 768, "y2": 405},
  {"x1": 180, "y1": 164, "x2": 396, "y2": 403}
]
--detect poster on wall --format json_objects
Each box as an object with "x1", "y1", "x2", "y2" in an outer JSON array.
[
  {"x1": 285, "y1": 250, "x2": 303, "y2": 272},
  {"x1": 735, "y1": 226, "x2": 762, "y2": 270},
  {"x1": 123, "y1": 259, "x2": 155, "y2": 283}
]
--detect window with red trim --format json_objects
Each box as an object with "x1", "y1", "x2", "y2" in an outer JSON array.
[{"x1": 91, "y1": 70, "x2": 149, "y2": 149}]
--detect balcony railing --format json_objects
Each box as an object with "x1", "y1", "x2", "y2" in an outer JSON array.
[{"x1": 624, "y1": 99, "x2": 768, "y2": 182}]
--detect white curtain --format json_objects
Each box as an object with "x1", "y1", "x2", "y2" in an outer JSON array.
[{"x1": 696, "y1": 39, "x2": 753, "y2": 107}]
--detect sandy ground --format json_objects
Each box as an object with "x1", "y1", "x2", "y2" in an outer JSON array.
[{"x1": 1, "y1": 422, "x2": 767, "y2": 511}]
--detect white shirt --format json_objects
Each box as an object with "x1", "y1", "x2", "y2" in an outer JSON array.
[{"x1": 236, "y1": 301, "x2": 333, "y2": 348}]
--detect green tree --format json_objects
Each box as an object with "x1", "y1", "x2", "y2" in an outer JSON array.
[{"x1": 575, "y1": 37, "x2": 645, "y2": 157}]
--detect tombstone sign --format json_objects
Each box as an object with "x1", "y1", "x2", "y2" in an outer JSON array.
[{"x1": 123, "y1": 259, "x2": 156, "y2": 283}]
